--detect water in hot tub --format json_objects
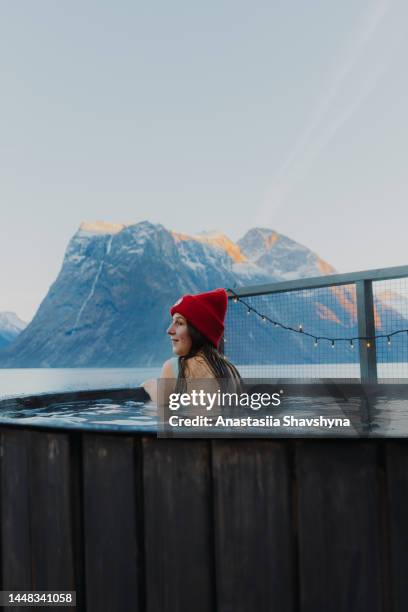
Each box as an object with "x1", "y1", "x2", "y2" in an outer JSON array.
[{"x1": 0, "y1": 367, "x2": 160, "y2": 430}]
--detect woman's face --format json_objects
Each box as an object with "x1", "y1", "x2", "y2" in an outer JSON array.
[{"x1": 167, "y1": 313, "x2": 192, "y2": 356}]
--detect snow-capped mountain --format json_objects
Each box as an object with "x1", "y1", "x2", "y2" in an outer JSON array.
[
  {"x1": 0, "y1": 312, "x2": 27, "y2": 348},
  {"x1": 376, "y1": 290, "x2": 408, "y2": 319},
  {"x1": 0, "y1": 221, "x2": 404, "y2": 367},
  {"x1": 238, "y1": 227, "x2": 336, "y2": 279}
]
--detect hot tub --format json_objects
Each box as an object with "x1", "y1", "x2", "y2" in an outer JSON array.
[{"x1": 0, "y1": 387, "x2": 407, "y2": 612}]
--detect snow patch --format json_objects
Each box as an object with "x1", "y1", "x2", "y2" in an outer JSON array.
[
  {"x1": 172, "y1": 229, "x2": 246, "y2": 263},
  {"x1": 67, "y1": 254, "x2": 86, "y2": 264},
  {"x1": 70, "y1": 235, "x2": 114, "y2": 332},
  {"x1": 0, "y1": 311, "x2": 27, "y2": 332}
]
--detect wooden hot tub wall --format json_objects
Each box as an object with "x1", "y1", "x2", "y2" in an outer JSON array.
[{"x1": 0, "y1": 423, "x2": 407, "y2": 612}]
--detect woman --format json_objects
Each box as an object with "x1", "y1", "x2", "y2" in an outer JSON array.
[{"x1": 142, "y1": 288, "x2": 241, "y2": 403}]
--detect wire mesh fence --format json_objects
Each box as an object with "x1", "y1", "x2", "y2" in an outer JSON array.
[
  {"x1": 224, "y1": 266, "x2": 408, "y2": 383},
  {"x1": 373, "y1": 277, "x2": 408, "y2": 381}
]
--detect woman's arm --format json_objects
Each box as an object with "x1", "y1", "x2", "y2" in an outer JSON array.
[{"x1": 141, "y1": 359, "x2": 176, "y2": 403}]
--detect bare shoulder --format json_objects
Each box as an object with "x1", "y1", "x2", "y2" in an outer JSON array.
[
  {"x1": 185, "y1": 355, "x2": 214, "y2": 378},
  {"x1": 160, "y1": 359, "x2": 176, "y2": 379}
]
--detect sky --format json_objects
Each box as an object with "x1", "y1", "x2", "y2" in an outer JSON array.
[{"x1": 1, "y1": 0, "x2": 407, "y2": 321}]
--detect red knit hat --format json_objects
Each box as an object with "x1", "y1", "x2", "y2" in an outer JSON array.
[{"x1": 170, "y1": 288, "x2": 228, "y2": 348}]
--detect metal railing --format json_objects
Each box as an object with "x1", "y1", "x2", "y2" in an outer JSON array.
[{"x1": 224, "y1": 265, "x2": 408, "y2": 383}]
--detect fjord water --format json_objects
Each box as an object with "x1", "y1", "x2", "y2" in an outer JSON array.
[
  {"x1": 0, "y1": 367, "x2": 161, "y2": 400},
  {"x1": 1, "y1": 363, "x2": 407, "y2": 400}
]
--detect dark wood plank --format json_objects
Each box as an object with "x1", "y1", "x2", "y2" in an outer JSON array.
[
  {"x1": 296, "y1": 441, "x2": 383, "y2": 612},
  {"x1": 1, "y1": 429, "x2": 32, "y2": 591},
  {"x1": 70, "y1": 432, "x2": 86, "y2": 612},
  {"x1": 212, "y1": 439, "x2": 294, "y2": 612},
  {"x1": 82, "y1": 434, "x2": 142, "y2": 612},
  {"x1": 28, "y1": 430, "x2": 76, "y2": 591},
  {"x1": 143, "y1": 437, "x2": 214, "y2": 612},
  {"x1": 386, "y1": 441, "x2": 408, "y2": 612}
]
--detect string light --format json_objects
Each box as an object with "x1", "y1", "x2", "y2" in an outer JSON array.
[{"x1": 228, "y1": 289, "x2": 407, "y2": 348}]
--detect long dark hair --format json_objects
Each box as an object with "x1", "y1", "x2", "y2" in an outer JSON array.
[{"x1": 175, "y1": 323, "x2": 242, "y2": 394}]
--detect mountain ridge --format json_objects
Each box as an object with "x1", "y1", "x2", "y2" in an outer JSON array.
[
  {"x1": 5, "y1": 220, "x2": 399, "y2": 368},
  {"x1": 0, "y1": 312, "x2": 27, "y2": 349}
]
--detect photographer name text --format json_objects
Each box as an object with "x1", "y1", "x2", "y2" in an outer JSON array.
[{"x1": 168, "y1": 415, "x2": 351, "y2": 428}]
